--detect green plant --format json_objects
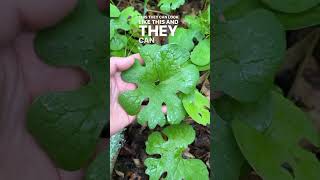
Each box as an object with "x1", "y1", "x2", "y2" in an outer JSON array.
[
  {"x1": 213, "y1": 1, "x2": 320, "y2": 179},
  {"x1": 110, "y1": 4, "x2": 143, "y2": 56},
  {"x1": 114, "y1": 1, "x2": 211, "y2": 179},
  {"x1": 169, "y1": 6, "x2": 210, "y2": 71},
  {"x1": 27, "y1": 0, "x2": 107, "y2": 178}
]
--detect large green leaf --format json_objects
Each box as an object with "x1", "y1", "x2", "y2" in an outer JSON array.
[
  {"x1": 215, "y1": 0, "x2": 240, "y2": 12},
  {"x1": 213, "y1": 92, "x2": 273, "y2": 132},
  {"x1": 261, "y1": 0, "x2": 320, "y2": 13},
  {"x1": 212, "y1": 114, "x2": 245, "y2": 180},
  {"x1": 223, "y1": 0, "x2": 320, "y2": 30},
  {"x1": 28, "y1": 0, "x2": 106, "y2": 170},
  {"x1": 276, "y1": 5, "x2": 320, "y2": 30},
  {"x1": 119, "y1": 44, "x2": 199, "y2": 129},
  {"x1": 213, "y1": 9, "x2": 285, "y2": 102},
  {"x1": 232, "y1": 92, "x2": 320, "y2": 180},
  {"x1": 85, "y1": 151, "x2": 107, "y2": 180},
  {"x1": 145, "y1": 124, "x2": 209, "y2": 180}
]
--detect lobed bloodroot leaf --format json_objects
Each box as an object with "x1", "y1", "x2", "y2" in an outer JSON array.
[
  {"x1": 119, "y1": 44, "x2": 199, "y2": 129},
  {"x1": 27, "y1": 0, "x2": 106, "y2": 170},
  {"x1": 232, "y1": 91, "x2": 320, "y2": 180},
  {"x1": 182, "y1": 90, "x2": 210, "y2": 125},
  {"x1": 145, "y1": 123, "x2": 209, "y2": 180}
]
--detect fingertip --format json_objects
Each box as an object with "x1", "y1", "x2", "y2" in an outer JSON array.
[
  {"x1": 129, "y1": 54, "x2": 144, "y2": 64},
  {"x1": 125, "y1": 83, "x2": 136, "y2": 91},
  {"x1": 128, "y1": 115, "x2": 136, "y2": 124},
  {"x1": 111, "y1": 56, "x2": 135, "y2": 72}
]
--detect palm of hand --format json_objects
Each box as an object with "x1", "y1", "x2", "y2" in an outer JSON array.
[{"x1": 110, "y1": 55, "x2": 142, "y2": 135}]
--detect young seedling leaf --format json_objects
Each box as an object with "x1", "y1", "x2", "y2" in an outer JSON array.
[
  {"x1": 119, "y1": 44, "x2": 199, "y2": 129},
  {"x1": 28, "y1": 0, "x2": 106, "y2": 170},
  {"x1": 261, "y1": 0, "x2": 320, "y2": 13},
  {"x1": 232, "y1": 92, "x2": 320, "y2": 180},
  {"x1": 145, "y1": 124, "x2": 209, "y2": 180},
  {"x1": 213, "y1": 9, "x2": 285, "y2": 102},
  {"x1": 158, "y1": 0, "x2": 186, "y2": 13},
  {"x1": 182, "y1": 90, "x2": 210, "y2": 125}
]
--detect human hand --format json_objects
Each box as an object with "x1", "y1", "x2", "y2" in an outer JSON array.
[
  {"x1": 0, "y1": 0, "x2": 104, "y2": 179},
  {"x1": 110, "y1": 54, "x2": 143, "y2": 135}
]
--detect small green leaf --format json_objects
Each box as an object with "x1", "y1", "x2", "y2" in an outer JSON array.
[
  {"x1": 28, "y1": 0, "x2": 106, "y2": 170},
  {"x1": 118, "y1": 7, "x2": 142, "y2": 29},
  {"x1": 232, "y1": 92, "x2": 320, "y2": 180},
  {"x1": 261, "y1": 0, "x2": 320, "y2": 13},
  {"x1": 184, "y1": 11, "x2": 210, "y2": 36},
  {"x1": 182, "y1": 90, "x2": 210, "y2": 125},
  {"x1": 169, "y1": 28, "x2": 195, "y2": 51},
  {"x1": 158, "y1": 0, "x2": 186, "y2": 13},
  {"x1": 110, "y1": 33, "x2": 127, "y2": 51},
  {"x1": 110, "y1": 4, "x2": 120, "y2": 17},
  {"x1": 197, "y1": 63, "x2": 210, "y2": 71},
  {"x1": 191, "y1": 39, "x2": 210, "y2": 66},
  {"x1": 213, "y1": 9, "x2": 285, "y2": 102},
  {"x1": 85, "y1": 151, "x2": 107, "y2": 180},
  {"x1": 145, "y1": 123, "x2": 209, "y2": 180},
  {"x1": 119, "y1": 44, "x2": 199, "y2": 128}
]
